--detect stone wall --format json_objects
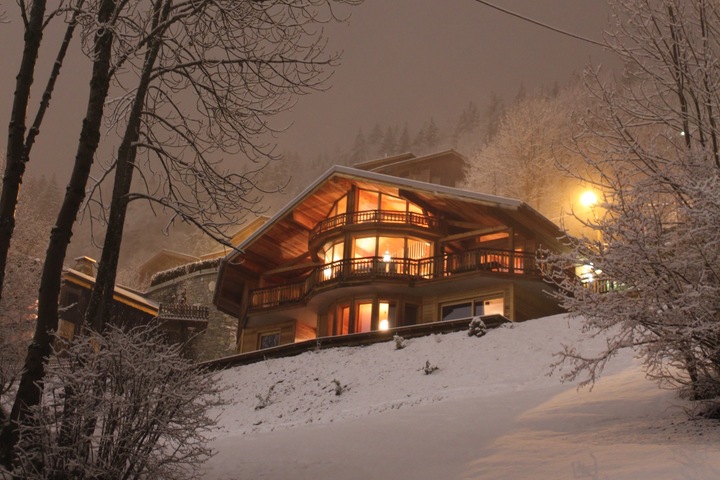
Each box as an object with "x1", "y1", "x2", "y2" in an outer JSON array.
[{"x1": 146, "y1": 266, "x2": 238, "y2": 362}]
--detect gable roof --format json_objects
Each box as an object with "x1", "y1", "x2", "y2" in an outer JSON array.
[
  {"x1": 221, "y1": 165, "x2": 564, "y2": 271},
  {"x1": 64, "y1": 268, "x2": 159, "y2": 316}
]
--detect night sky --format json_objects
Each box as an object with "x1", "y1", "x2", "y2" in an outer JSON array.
[{"x1": 0, "y1": 1, "x2": 616, "y2": 179}]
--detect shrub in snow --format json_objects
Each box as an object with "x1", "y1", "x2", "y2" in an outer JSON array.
[
  {"x1": 8, "y1": 324, "x2": 223, "y2": 480},
  {"x1": 255, "y1": 384, "x2": 276, "y2": 410},
  {"x1": 393, "y1": 334, "x2": 406, "y2": 350},
  {"x1": 331, "y1": 379, "x2": 345, "y2": 396},
  {"x1": 468, "y1": 317, "x2": 487, "y2": 338},
  {"x1": 422, "y1": 361, "x2": 439, "y2": 375}
]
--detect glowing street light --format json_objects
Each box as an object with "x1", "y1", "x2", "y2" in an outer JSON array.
[{"x1": 580, "y1": 190, "x2": 598, "y2": 208}]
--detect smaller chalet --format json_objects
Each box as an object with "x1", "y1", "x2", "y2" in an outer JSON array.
[
  {"x1": 214, "y1": 163, "x2": 567, "y2": 354},
  {"x1": 60, "y1": 257, "x2": 211, "y2": 349},
  {"x1": 59, "y1": 258, "x2": 160, "y2": 339}
]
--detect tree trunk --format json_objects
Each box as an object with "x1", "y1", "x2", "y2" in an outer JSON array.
[
  {"x1": 0, "y1": 1, "x2": 47, "y2": 304},
  {"x1": 85, "y1": 0, "x2": 169, "y2": 331},
  {"x1": 0, "y1": 0, "x2": 117, "y2": 467}
]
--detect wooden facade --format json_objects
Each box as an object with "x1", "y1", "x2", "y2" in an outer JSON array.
[{"x1": 214, "y1": 160, "x2": 568, "y2": 354}]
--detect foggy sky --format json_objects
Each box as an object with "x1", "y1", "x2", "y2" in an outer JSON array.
[{"x1": 0, "y1": 1, "x2": 616, "y2": 181}]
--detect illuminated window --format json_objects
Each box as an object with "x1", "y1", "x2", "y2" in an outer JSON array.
[
  {"x1": 407, "y1": 238, "x2": 431, "y2": 259},
  {"x1": 378, "y1": 236, "x2": 406, "y2": 259},
  {"x1": 378, "y1": 301, "x2": 397, "y2": 330},
  {"x1": 353, "y1": 236, "x2": 377, "y2": 258},
  {"x1": 380, "y1": 194, "x2": 407, "y2": 215},
  {"x1": 474, "y1": 297, "x2": 504, "y2": 316},
  {"x1": 355, "y1": 189, "x2": 425, "y2": 216},
  {"x1": 321, "y1": 241, "x2": 344, "y2": 280},
  {"x1": 356, "y1": 302, "x2": 373, "y2": 333},
  {"x1": 334, "y1": 305, "x2": 350, "y2": 335},
  {"x1": 357, "y1": 190, "x2": 379, "y2": 212}
]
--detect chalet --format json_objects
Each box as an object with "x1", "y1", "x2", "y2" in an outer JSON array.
[
  {"x1": 213, "y1": 158, "x2": 567, "y2": 354},
  {"x1": 59, "y1": 258, "x2": 160, "y2": 339}
]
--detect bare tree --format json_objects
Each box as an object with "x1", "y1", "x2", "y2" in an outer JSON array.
[
  {"x1": 0, "y1": 1, "x2": 82, "y2": 303},
  {"x1": 6, "y1": 324, "x2": 223, "y2": 479},
  {"x1": 83, "y1": 0, "x2": 362, "y2": 330},
  {"x1": 546, "y1": 0, "x2": 720, "y2": 408},
  {"x1": 1, "y1": 0, "x2": 361, "y2": 467},
  {"x1": 0, "y1": 0, "x2": 120, "y2": 466}
]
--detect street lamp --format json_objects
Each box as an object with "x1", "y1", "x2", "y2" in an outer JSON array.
[{"x1": 580, "y1": 190, "x2": 598, "y2": 208}]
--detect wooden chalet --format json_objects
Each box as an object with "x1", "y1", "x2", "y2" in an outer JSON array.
[{"x1": 214, "y1": 163, "x2": 567, "y2": 354}]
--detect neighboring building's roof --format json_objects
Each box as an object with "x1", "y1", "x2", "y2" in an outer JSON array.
[
  {"x1": 353, "y1": 152, "x2": 417, "y2": 171},
  {"x1": 353, "y1": 149, "x2": 466, "y2": 173},
  {"x1": 63, "y1": 268, "x2": 159, "y2": 316},
  {"x1": 138, "y1": 249, "x2": 201, "y2": 275},
  {"x1": 199, "y1": 216, "x2": 269, "y2": 260}
]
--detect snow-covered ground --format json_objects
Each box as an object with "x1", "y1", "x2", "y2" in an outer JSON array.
[{"x1": 204, "y1": 315, "x2": 720, "y2": 479}]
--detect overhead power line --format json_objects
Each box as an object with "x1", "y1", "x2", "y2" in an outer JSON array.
[{"x1": 472, "y1": 0, "x2": 605, "y2": 47}]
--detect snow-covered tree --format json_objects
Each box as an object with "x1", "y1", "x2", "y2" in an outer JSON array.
[
  {"x1": 6, "y1": 324, "x2": 223, "y2": 479},
  {"x1": 546, "y1": 0, "x2": 720, "y2": 407},
  {"x1": 463, "y1": 83, "x2": 586, "y2": 220}
]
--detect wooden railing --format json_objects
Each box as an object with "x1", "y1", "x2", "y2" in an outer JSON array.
[
  {"x1": 157, "y1": 303, "x2": 210, "y2": 322},
  {"x1": 310, "y1": 210, "x2": 442, "y2": 241},
  {"x1": 249, "y1": 248, "x2": 540, "y2": 310}
]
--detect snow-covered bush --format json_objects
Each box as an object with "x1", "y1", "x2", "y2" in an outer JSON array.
[
  {"x1": 468, "y1": 317, "x2": 487, "y2": 338},
  {"x1": 255, "y1": 384, "x2": 276, "y2": 410},
  {"x1": 422, "y1": 361, "x2": 439, "y2": 375},
  {"x1": 8, "y1": 324, "x2": 224, "y2": 479},
  {"x1": 0, "y1": 253, "x2": 41, "y2": 420},
  {"x1": 393, "y1": 334, "x2": 406, "y2": 350},
  {"x1": 331, "y1": 378, "x2": 345, "y2": 396}
]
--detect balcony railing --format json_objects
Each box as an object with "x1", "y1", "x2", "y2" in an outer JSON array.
[
  {"x1": 249, "y1": 248, "x2": 540, "y2": 310},
  {"x1": 157, "y1": 303, "x2": 210, "y2": 323},
  {"x1": 310, "y1": 210, "x2": 442, "y2": 242}
]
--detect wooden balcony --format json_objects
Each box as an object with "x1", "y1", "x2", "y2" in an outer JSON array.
[
  {"x1": 248, "y1": 248, "x2": 540, "y2": 311},
  {"x1": 310, "y1": 210, "x2": 442, "y2": 242}
]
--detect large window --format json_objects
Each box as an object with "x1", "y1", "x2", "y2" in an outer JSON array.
[
  {"x1": 356, "y1": 189, "x2": 424, "y2": 216},
  {"x1": 356, "y1": 302, "x2": 373, "y2": 333},
  {"x1": 332, "y1": 299, "x2": 400, "y2": 335},
  {"x1": 354, "y1": 235, "x2": 432, "y2": 260},
  {"x1": 326, "y1": 194, "x2": 347, "y2": 218},
  {"x1": 441, "y1": 295, "x2": 505, "y2": 321}
]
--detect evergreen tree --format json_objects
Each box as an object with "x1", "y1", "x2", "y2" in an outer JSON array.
[
  {"x1": 425, "y1": 117, "x2": 441, "y2": 151},
  {"x1": 453, "y1": 102, "x2": 481, "y2": 144},
  {"x1": 349, "y1": 129, "x2": 368, "y2": 164},
  {"x1": 380, "y1": 125, "x2": 398, "y2": 156},
  {"x1": 367, "y1": 123, "x2": 384, "y2": 158},
  {"x1": 397, "y1": 124, "x2": 411, "y2": 153}
]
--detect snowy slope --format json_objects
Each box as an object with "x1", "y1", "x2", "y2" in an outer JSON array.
[{"x1": 204, "y1": 315, "x2": 720, "y2": 479}]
